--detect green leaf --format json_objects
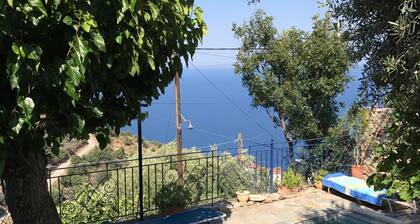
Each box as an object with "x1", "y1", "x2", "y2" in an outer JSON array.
[
  {"x1": 65, "y1": 63, "x2": 83, "y2": 86},
  {"x1": 92, "y1": 32, "x2": 106, "y2": 52},
  {"x1": 64, "y1": 80, "x2": 80, "y2": 100},
  {"x1": 122, "y1": 0, "x2": 129, "y2": 12},
  {"x1": 7, "y1": 0, "x2": 12, "y2": 7},
  {"x1": 143, "y1": 12, "x2": 150, "y2": 22},
  {"x1": 129, "y1": 0, "x2": 138, "y2": 12},
  {"x1": 129, "y1": 60, "x2": 139, "y2": 76},
  {"x1": 148, "y1": 2, "x2": 159, "y2": 19},
  {"x1": 53, "y1": 0, "x2": 61, "y2": 7},
  {"x1": 18, "y1": 46, "x2": 26, "y2": 58},
  {"x1": 12, "y1": 43, "x2": 19, "y2": 55},
  {"x1": 9, "y1": 117, "x2": 24, "y2": 134},
  {"x1": 147, "y1": 55, "x2": 155, "y2": 70},
  {"x1": 86, "y1": 19, "x2": 97, "y2": 28},
  {"x1": 69, "y1": 114, "x2": 85, "y2": 134},
  {"x1": 0, "y1": 136, "x2": 4, "y2": 144},
  {"x1": 194, "y1": 7, "x2": 204, "y2": 24},
  {"x1": 115, "y1": 35, "x2": 123, "y2": 44},
  {"x1": 27, "y1": 46, "x2": 42, "y2": 60},
  {"x1": 71, "y1": 36, "x2": 91, "y2": 60},
  {"x1": 92, "y1": 107, "x2": 103, "y2": 118},
  {"x1": 81, "y1": 22, "x2": 91, "y2": 33},
  {"x1": 17, "y1": 97, "x2": 35, "y2": 116},
  {"x1": 7, "y1": 62, "x2": 20, "y2": 89},
  {"x1": 28, "y1": 0, "x2": 47, "y2": 16},
  {"x1": 202, "y1": 23, "x2": 208, "y2": 36},
  {"x1": 96, "y1": 132, "x2": 109, "y2": 150},
  {"x1": 63, "y1": 16, "x2": 73, "y2": 25},
  {"x1": 117, "y1": 11, "x2": 125, "y2": 24}
]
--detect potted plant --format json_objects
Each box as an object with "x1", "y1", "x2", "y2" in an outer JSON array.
[
  {"x1": 350, "y1": 111, "x2": 368, "y2": 179},
  {"x1": 236, "y1": 187, "x2": 250, "y2": 205},
  {"x1": 277, "y1": 169, "x2": 304, "y2": 195},
  {"x1": 154, "y1": 182, "x2": 192, "y2": 216},
  {"x1": 352, "y1": 125, "x2": 363, "y2": 178},
  {"x1": 314, "y1": 169, "x2": 328, "y2": 189}
]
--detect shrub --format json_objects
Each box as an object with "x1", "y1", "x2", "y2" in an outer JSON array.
[
  {"x1": 154, "y1": 182, "x2": 192, "y2": 212},
  {"x1": 281, "y1": 169, "x2": 304, "y2": 190},
  {"x1": 314, "y1": 169, "x2": 328, "y2": 183}
]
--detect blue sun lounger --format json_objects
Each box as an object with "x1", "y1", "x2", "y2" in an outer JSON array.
[{"x1": 322, "y1": 172, "x2": 387, "y2": 207}]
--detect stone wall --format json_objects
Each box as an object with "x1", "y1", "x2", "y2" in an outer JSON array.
[{"x1": 359, "y1": 108, "x2": 393, "y2": 178}]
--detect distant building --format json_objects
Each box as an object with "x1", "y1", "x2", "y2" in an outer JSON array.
[{"x1": 272, "y1": 167, "x2": 282, "y2": 180}]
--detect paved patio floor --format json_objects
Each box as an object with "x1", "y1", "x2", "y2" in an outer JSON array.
[{"x1": 219, "y1": 189, "x2": 418, "y2": 224}]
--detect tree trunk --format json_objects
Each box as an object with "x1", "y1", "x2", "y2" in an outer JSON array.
[
  {"x1": 3, "y1": 149, "x2": 60, "y2": 224},
  {"x1": 279, "y1": 111, "x2": 294, "y2": 162}
]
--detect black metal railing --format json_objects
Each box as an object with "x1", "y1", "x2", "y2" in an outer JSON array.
[
  {"x1": 0, "y1": 137, "x2": 354, "y2": 223},
  {"x1": 45, "y1": 142, "x2": 292, "y2": 223}
]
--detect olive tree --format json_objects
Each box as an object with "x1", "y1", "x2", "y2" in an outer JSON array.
[
  {"x1": 328, "y1": 0, "x2": 419, "y2": 201},
  {"x1": 233, "y1": 11, "x2": 351, "y2": 160},
  {"x1": 0, "y1": 0, "x2": 206, "y2": 223}
]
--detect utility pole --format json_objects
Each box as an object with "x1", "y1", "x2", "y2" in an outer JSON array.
[
  {"x1": 175, "y1": 72, "x2": 184, "y2": 186},
  {"x1": 237, "y1": 132, "x2": 244, "y2": 162}
]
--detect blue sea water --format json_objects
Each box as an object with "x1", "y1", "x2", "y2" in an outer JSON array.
[{"x1": 122, "y1": 67, "x2": 361, "y2": 151}]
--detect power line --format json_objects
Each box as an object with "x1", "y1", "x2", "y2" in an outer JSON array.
[
  {"x1": 150, "y1": 113, "x2": 276, "y2": 149},
  {"x1": 195, "y1": 47, "x2": 264, "y2": 51},
  {"x1": 272, "y1": 134, "x2": 352, "y2": 145},
  {"x1": 194, "y1": 133, "x2": 272, "y2": 150},
  {"x1": 193, "y1": 127, "x2": 235, "y2": 141},
  {"x1": 196, "y1": 52, "x2": 237, "y2": 59},
  {"x1": 152, "y1": 102, "x2": 251, "y2": 105},
  {"x1": 194, "y1": 140, "x2": 238, "y2": 150},
  {"x1": 196, "y1": 47, "x2": 241, "y2": 51},
  {"x1": 190, "y1": 62, "x2": 280, "y2": 141},
  {"x1": 150, "y1": 113, "x2": 237, "y2": 141}
]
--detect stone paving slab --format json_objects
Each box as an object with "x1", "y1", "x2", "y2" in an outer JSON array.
[{"x1": 223, "y1": 189, "x2": 405, "y2": 224}]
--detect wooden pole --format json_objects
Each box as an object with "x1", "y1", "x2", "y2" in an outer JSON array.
[
  {"x1": 175, "y1": 72, "x2": 184, "y2": 186},
  {"x1": 237, "y1": 132, "x2": 243, "y2": 161}
]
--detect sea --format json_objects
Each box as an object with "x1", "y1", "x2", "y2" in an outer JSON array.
[{"x1": 122, "y1": 67, "x2": 361, "y2": 152}]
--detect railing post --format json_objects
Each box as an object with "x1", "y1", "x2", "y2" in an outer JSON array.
[
  {"x1": 211, "y1": 150, "x2": 215, "y2": 206},
  {"x1": 138, "y1": 105, "x2": 144, "y2": 221},
  {"x1": 269, "y1": 139, "x2": 274, "y2": 193}
]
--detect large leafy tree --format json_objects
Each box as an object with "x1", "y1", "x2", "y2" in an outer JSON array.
[
  {"x1": 233, "y1": 11, "x2": 351, "y2": 159},
  {"x1": 0, "y1": 0, "x2": 206, "y2": 223},
  {"x1": 328, "y1": 0, "x2": 419, "y2": 201}
]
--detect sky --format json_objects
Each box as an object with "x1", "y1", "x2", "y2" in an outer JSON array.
[
  {"x1": 192, "y1": 0, "x2": 328, "y2": 68},
  {"x1": 127, "y1": 0, "x2": 361, "y2": 148}
]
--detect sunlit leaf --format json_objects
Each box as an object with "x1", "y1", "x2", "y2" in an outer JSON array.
[
  {"x1": 147, "y1": 55, "x2": 155, "y2": 70},
  {"x1": 92, "y1": 32, "x2": 106, "y2": 52},
  {"x1": 63, "y1": 16, "x2": 73, "y2": 25},
  {"x1": 28, "y1": 0, "x2": 47, "y2": 16}
]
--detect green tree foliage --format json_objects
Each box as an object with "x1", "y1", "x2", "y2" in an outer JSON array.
[
  {"x1": 328, "y1": 0, "x2": 419, "y2": 201},
  {"x1": 327, "y1": 0, "x2": 401, "y2": 102},
  {"x1": 233, "y1": 11, "x2": 351, "y2": 158},
  {"x1": 0, "y1": 0, "x2": 206, "y2": 222}
]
